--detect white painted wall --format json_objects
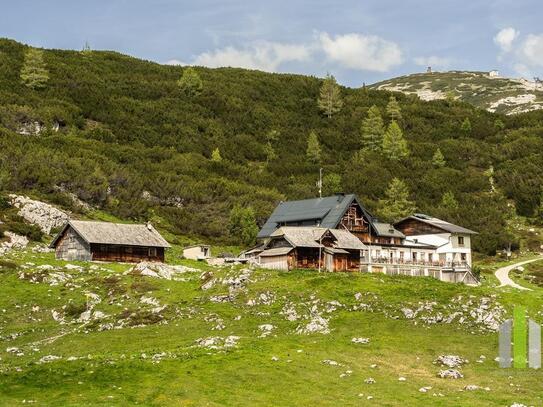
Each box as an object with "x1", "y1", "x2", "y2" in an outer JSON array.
[
  {"x1": 183, "y1": 246, "x2": 211, "y2": 260},
  {"x1": 404, "y1": 233, "x2": 472, "y2": 266}
]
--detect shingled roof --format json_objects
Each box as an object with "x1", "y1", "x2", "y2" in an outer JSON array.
[
  {"x1": 258, "y1": 194, "x2": 374, "y2": 238},
  {"x1": 395, "y1": 214, "x2": 477, "y2": 235},
  {"x1": 50, "y1": 220, "x2": 171, "y2": 248},
  {"x1": 267, "y1": 226, "x2": 366, "y2": 250}
]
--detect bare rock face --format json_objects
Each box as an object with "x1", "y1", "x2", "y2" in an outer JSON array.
[
  {"x1": 0, "y1": 231, "x2": 29, "y2": 255},
  {"x1": 8, "y1": 194, "x2": 69, "y2": 234}
]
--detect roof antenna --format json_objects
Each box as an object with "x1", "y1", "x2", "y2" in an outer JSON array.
[{"x1": 316, "y1": 168, "x2": 323, "y2": 198}]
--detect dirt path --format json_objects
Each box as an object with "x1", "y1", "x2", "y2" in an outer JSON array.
[{"x1": 495, "y1": 258, "x2": 543, "y2": 290}]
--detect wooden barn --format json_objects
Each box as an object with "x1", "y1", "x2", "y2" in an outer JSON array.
[
  {"x1": 50, "y1": 220, "x2": 170, "y2": 262},
  {"x1": 258, "y1": 227, "x2": 365, "y2": 272}
]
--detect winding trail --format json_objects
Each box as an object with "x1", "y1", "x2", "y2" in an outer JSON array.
[{"x1": 495, "y1": 257, "x2": 543, "y2": 290}]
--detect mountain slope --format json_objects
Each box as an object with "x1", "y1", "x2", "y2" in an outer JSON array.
[
  {"x1": 371, "y1": 71, "x2": 543, "y2": 115},
  {"x1": 1, "y1": 39, "x2": 543, "y2": 254}
]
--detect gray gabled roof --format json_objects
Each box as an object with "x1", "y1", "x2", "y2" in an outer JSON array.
[
  {"x1": 266, "y1": 226, "x2": 366, "y2": 251},
  {"x1": 258, "y1": 194, "x2": 373, "y2": 238},
  {"x1": 395, "y1": 214, "x2": 478, "y2": 235},
  {"x1": 50, "y1": 220, "x2": 171, "y2": 248},
  {"x1": 373, "y1": 222, "x2": 405, "y2": 238}
]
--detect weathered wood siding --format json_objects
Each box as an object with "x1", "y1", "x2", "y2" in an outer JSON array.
[
  {"x1": 259, "y1": 254, "x2": 290, "y2": 270},
  {"x1": 55, "y1": 226, "x2": 92, "y2": 261},
  {"x1": 395, "y1": 218, "x2": 444, "y2": 236},
  {"x1": 90, "y1": 244, "x2": 164, "y2": 263}
]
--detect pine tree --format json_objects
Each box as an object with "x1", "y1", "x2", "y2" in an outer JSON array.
[
  {"x1": 178, "y1": 67, "x2": 203, "y2": 96},
  {"x1": 441, "y1": 191, "x2": 459, "y2": 210},
  {"x1": 386, "y1": 95, "x2": 402, "y2": 122},
  {"x1": 211, "y1": 147, "x2": 222, "y2": 162},
  {"x1": 228, "y1": 205, "x2": 259, "y2": 246},
  {"x1": 461, "y1": 118, "x2": 472, "y2": 134},
  {"x1": 377, "y1": 178, "x2": 416, "y2": 222},
  {"x1": 20, "y1": 48, "x2": 49, "y2": 89},
  {"x1": 322, "y1": 173, "x2": 342, "y2": 196},
  {"x1": 382, "y1": 121, "x2": 409, "y2": 160},
  {"x1": 494, "y1": 118, "x2": 505, "y2": 130},
  {"x1": 264, "y1": 141, "x2": 276, "y2": 163},
  {"x1": 432, "y1": 148, "x2": 446, "y2": 167},
  {"x1": 360, "y1": 105, "x2": 384, "y2": 151},
  {"x1": 306, "y1": 131, "x2": 321, "y2": 164},
  {"x1": 317, "y1": 73, "x2": 343, "y2": 118}
]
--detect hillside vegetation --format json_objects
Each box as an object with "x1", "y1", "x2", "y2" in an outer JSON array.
[
  {"x1": 371, "y1": 71, "x2": 543, "y2": 115},
  {"x1": 1, "y1": 39, "x2": 543, "y2": 254}
]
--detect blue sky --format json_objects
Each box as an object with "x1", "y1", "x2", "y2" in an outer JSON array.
[{"x1": 2, "y1": 0, "x2": 542, "y2": 86}]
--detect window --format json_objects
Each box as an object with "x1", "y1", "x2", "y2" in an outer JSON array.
[
  {"x1": 428, "y1": 253, "x2": 433, "y2": 263},
  {"x1": 149, "y1": 247, "x2": 157, "y2": 257},
  {"x1": 399, "y1": 251, "x2": 404, "y2": 261},
  {"x1": 461, "y1": 253, "x2": 467, "y2": 261},
  {"x1": 412, "y1": 252, "x2": 417, "y2": 261},
  {"x1": 458, "y1": 236, "x2": 465, "y2": 246}
]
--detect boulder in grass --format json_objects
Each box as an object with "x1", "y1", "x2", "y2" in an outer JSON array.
[{"x1": 438, "y1": 369, "x2": 464, "y2": 379}]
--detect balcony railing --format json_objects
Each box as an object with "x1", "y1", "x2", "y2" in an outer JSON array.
[{"x1": 361, "y1": 257, "x2": 470, "y2": 270}]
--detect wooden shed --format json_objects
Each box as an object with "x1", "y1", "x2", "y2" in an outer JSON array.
[{"x1": 50, "y1": 220, "x2": 170, "y2": 263}]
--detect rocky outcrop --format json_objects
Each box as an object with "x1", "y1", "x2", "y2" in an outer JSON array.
[
  {"x1": 8, "y1": 194, "x2": 69, "y2": 234},
  {"x1": 0, "y1": 231, "x2": 29, "y2": 255}
]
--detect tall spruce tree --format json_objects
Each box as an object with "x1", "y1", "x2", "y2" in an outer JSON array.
[
  {"x1": 20, "y1": 48, "x2": 49, "y2": 89},
  {"x1": 360, "y1": 105, "x2": 385, "y2": 151},
  {"x1": 211, "y1": 147, "x2": 222, "y2": 162},
  {"x1": 386, "y1": 95, "x2": 402, "y2": 122},
  {"x1": 382, "y1": 120, "x2": 409, "y2": 160},
  {"x1": 461, "y1": 118, "x2": 472, "y2": 134},
  {"x1": 317, "y1": 73, "x2": 343, "y2": 118},
  {"x1": 441, "y1": 191, "x2": 459, "y2": 210},
  {"x1": 432, "y1": 148, "x2": 446, "y2": 167},
  {"x1": 228, "y1": 205, "x2": 259, "y2": 246},
  {"x1": 377, "y1": 178, "x2": 416, "y2": 222},
  {"x1": 178, "y1": 67, "x2": 203, "y2": 96},
  {"x1": 306, "y1": 131, "x2": 321, "y2": 164}
]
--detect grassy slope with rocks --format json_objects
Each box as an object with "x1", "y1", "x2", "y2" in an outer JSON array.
[
  {"x1": 371, "y1": 71, "x2": 543, "y2": 115},
  {"x1": 0, "y1": 243, "x2": 543, "y2": 406}
]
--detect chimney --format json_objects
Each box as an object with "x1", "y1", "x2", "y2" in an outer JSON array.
[{"x1": 146, "y1": 222, "x2": 153, "y2": 231}]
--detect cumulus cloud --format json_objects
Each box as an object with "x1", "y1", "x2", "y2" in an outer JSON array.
[
  {"x1": 413, "y1": 56, "x2": 452, "y2": 69},
  {"x1": 319, "y1": 32, "x2": 403, "y2": 72},
  {"x1": 192, "y1": 42, "x2": 311, "y2": 72},
  {"x1": 519, "y1": 34, "x2": 543, "y2": 67},
  {"x1": 494, "y1": 27, "x2": 519, "y2": 52}
]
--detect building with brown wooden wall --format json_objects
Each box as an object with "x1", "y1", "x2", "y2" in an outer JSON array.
[{"x1": 50, "y1": 220, "x2": 170, "y2": 263}]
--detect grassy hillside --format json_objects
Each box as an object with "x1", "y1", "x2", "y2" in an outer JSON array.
[
  {"x1": 1, "y1": 39, "x2": 543, "y2": 255},
  {"x1": 0, "y1": 245, "x2": 542, "y2": 406},
  {"x1": 371, "y1": 71, "x2": 543, "y2": 115}
]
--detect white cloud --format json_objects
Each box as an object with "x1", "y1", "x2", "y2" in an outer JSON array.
[
  {"x1": 319, "y1": 32, "x2": 403, "y2": 72},
  {"x1": 164, "y1": 59, "x2": 188, "y2": 66},
  {"x1": 192, "y1": 42, "x2": 311, "y2": 72},
  {"x1": 519, "y1": 34, "x2": 543, "y2": 67},
  {"x1": 494, "y1": 27, "x2": 519, "y2": 52},
  {"x1": 413, "y1": 56, "x2": 452, "y2": 69}
]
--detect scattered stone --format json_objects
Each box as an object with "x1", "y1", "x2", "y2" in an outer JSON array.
[
  {"x1": 434, "y1": 355, "x2": 467, "y2": 368},
  {"x1": 351, "y1": 337, "x2": 370, "y2": 344},
  {"x1": 364, "y1": 378, "x2": 375, "y2": 384},
  {"x1": 258, "y1": 324, "x2": 275, "y2": 338},
  {"x1": 419, "y1": 386, "x2": 432, "y2": 393},
  {"x1": 322, "y1": 359, "x2": 340, "y2": 366},
  {"x1": 438, "y1": 369, "x2": 464, "y2": 379},
  {"x1": 38, "y1": 355, "x2": 61, "y2": 364},
  {"x1": 398, "y1": 376, "x2": 406, "y2": 381}
]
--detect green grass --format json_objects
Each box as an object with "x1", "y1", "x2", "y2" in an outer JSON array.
[{"x1": 0, "y1": 247, "x2": 542, "y2": 406}]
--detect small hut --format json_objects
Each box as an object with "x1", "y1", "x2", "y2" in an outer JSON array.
[
  {"x1": 50, "y1": 220, "x2": 170, "y2": 262},
  {"x1": 183, "y1": 244, "x2": 211, "y2": 260}
]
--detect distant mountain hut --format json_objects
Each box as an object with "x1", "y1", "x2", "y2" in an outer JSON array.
[{"x1": 50, "y1": 220, "x2": 170, "y2": 262}]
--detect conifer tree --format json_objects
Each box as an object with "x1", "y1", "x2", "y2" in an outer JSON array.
[
  {"x1": 386, "y1": 95, "x2": 402, "y2": 122},
  {"x1": 228, "y1": 205, "x2": 259, "y2": 246},
  {"x1": 382, "y1": 121, "x2": 409, "y2": 160},
  {"x1": 432, "y1": 148, "x2": 446, "y2": 167},
  {"x1": 377, "y1": 178, "x2": 416, "y2": 222},
  {"x1": 306, "y1": 131, "x2": 321, "y2": 164},
  {"x1": 317, "y1": 73, "x2": 343, "y2": 118},
  {"x1": 20, "y1": 48, "x2": 49, "y2": 89},
  {"x1": 323, "y1": 173, "x2": 342, "y2": 196},
  {"x1": 461, "y1": 118, "x2": 472, "y2": 134},
  {"x1": 178, "y1": 67, "x2": 203, "y2": 97},
  {"x1": 211, "y1": 147, "x2": 222, "y2": 162},
  {"x1": 441, "y1": 191, "x2": 459, "y2": 210},
  {"x1": 360, "y1": 105, "x2": 384, "y2": 151}
]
